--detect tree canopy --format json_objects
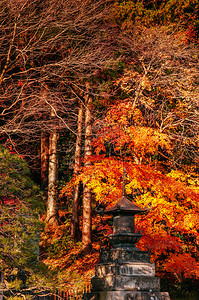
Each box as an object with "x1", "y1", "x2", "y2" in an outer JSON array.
[{"x1": 0, "y1": 0, "x2": 199, "y2": 298}]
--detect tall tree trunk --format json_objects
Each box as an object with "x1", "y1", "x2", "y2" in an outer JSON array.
[
  {"x1": 0, "y1": 272, "x2": 4, "y2": 300},
  {"x1": 40, "y1": 86, "x2": 49, "y2": 192},
  {"x1": 82, "y1": 89, "x2": 92, "y2": 253},
  {"x1": 46, "y1": 110, "x2": 59, "y2": 227},
  {"x1": 71, "y1": 102, "x2": 83, "y2": 241},
  {"x1": 41, "y1": 132, "x2": 49, "y2": 191}
]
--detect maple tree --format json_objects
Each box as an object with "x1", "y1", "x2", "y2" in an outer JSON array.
[
  {"x1": 61, "y1": 27, "x2": 199, "y2": 290},
  {"x1": 64, "y1": 99, "x2": 199, "y2": 288}
]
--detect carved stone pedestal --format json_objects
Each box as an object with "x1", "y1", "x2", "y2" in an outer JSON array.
[
  {"x1": 83, "y1": 247, "x2": 170, "y2": 300},
  {"x1": 83, "y1": 291, "x2": 170, "y2": 300}
]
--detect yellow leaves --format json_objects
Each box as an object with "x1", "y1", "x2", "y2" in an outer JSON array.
[
  {"x1": 183, "y1": 214, "x2": 199, "y2": 233},
  {"x1": 60, "y1": 150, "x2": 199, "y2": 281},
  {"x1": 132, "y1": 108, "x2": 145, "y2": 125},
  {"x1": 167, "y1": 171, "x2": 199, "y2": 206},
  {"x1": 168, "y1": 169, "x2": 187, "y2": 181},
  {"x1": 130, "y1": 167, "x2": 199, "y2": 239},
  {"x1": 60, "y1": 90, "x2": 199, "y2": 282},
  {"x1": 106, "y1": 101, "x2": 144, "y2": 127},
  {"x1": 126, "y1": 126, "x2": 170, "y2": 156},
  {"x1": 125, "y1": 178, "x2": 142, "y2": 193},
  {"x1": 94, "y1": 100, "x2": 171, "y2": 161},
  {"x1": 168, "y1": 170, "x2": 199, "y2": 187}
]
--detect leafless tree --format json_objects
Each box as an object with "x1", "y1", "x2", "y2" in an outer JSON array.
[
  {"x1": 0, "y1": 0, "x2": 118, "y2": 229},
  {"x1": 116, "y1": 26, "x2": 199, "y2": 168}
]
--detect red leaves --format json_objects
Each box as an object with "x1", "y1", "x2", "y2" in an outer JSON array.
[
  {"x1": 61, "y1": 99, "x2": 199, "y2": 281},
  {"x1": 93, "y1": 101, "x2": 171, "y2": 162},
  {"x1": 137, "y1": 232, "x2": 182, "y2": 257},
  {"x1": 89, "y1": 102, "x2": 199, "y2": 280},
  {"x1": 0, "y1": 196, "x2": 20, "y2": 207},
  {"x1": 163, "y1": 253, "x2": 199, "y2": 279}
]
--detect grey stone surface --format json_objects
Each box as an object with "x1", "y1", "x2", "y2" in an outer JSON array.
[
  {"x1": 95, "y1": 262, "x2": 155, "y2": 278},
  {"x1": 92, "y1": 275, "x2": 160, "y2": 291},
  {"x1": 82, "y1": 291, "x2": 171, "y2": 300},
  {"x1": 113, "y1": 215, "x2": 135, "y2": 234},
  {"x1": 100, "y1": 248, "x2": 151, "y2": 263}
]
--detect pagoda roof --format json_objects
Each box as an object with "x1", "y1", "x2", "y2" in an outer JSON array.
[{"x1": 103, "y1": 196, "x2": 147, "y2": 216}]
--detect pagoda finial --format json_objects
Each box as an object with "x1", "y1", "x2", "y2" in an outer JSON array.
[{"x1": 122, "y1": 168, "x2": 126, "y2": 197}]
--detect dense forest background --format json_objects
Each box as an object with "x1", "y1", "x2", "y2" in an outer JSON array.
[{"x1": 0, "y1": 0, "x2": 199, "y2": 298}]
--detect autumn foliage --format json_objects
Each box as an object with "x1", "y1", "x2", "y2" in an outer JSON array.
[
  {"x1": 60, "y1": 27, "x2": 199, "y2": 290},
  {"x1": 62, "y1": 93, "x2": 199, "y2": 286},
  {"x1": 1, "y1": 0, "x2": 199, "y2": 297}
]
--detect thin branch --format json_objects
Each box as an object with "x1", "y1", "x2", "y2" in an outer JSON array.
[{"x1": 0, "y1": 22, "x2": 17, "y2": 85}]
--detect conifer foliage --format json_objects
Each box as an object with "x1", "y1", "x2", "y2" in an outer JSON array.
[{"x1": 0, "y1": 147, "x2": 42, "y2": 277}]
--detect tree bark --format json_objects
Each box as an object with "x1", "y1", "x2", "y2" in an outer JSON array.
[
  {"x1": 0, "y1": 272, "x2": 4, "y2": 300},
  {"x1": 71, "y1": 102, "x2": 83, "y2": 241},
  {"x1": 41, "y1": 132, "x2": 49, "y2": 191},
  {"x1": 46, "y1": 110, "x2": 59, "y2": 227},
  {"x1": 40, "y1": 86, "x2": 49, "y2": 192},
  {"x1": 82, "y1": 89, "x2": 92, "y2": 253}
]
